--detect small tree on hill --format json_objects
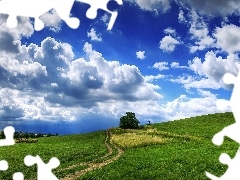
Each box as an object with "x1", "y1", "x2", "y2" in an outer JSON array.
[
  {"x1": 119, "y1": 112, "x2": 140, "y2": 129},
  {"x1": 0, "y1": 131, "x2": 5, "y2": 139}
]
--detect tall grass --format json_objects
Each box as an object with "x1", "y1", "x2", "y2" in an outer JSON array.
[{"x1": 112, "y1": 132, "x2": 166, "y2": 148}]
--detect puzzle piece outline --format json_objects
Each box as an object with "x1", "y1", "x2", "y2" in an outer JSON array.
[
  {"x1": 0, "y1": 0, "x2": 79, "y2": 31},
  {"x1": 0, "y1": 0, "x2": 123, "y2": 31},
  {"x1": 24, "y1": 155, "x2": 60, "y2": 180},
  {"x1": 0, "y1": 158, "x2": 24, "y2": 180},
  {"x1": 206, "y1": 70, "x2": 240, "y2": 179},
  {"x1": 206, "y1": 148, "x2": 240, "y2": 180},
  {"x1": 77, "y1": 0, "x2": 123, "y2": 30},
  {"x1": 212, "y1": 72, "x2": 240, "y2": 146},
  {"x1": 0, "y1": 126, "x2": 15, "y2": 146}
]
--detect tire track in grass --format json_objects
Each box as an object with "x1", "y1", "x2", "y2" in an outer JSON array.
[
  {"x1": 60, "y1": 130, "x2": 124, "y2": 180},
  {"x1": 56, "y1": 131, "x2": 112, "y2": 173}
]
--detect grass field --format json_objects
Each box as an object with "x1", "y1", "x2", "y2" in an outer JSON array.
[
  {"x1": 0, "y1": 112, "x2": 238, "y2": 179},
  {"x1": 80, "y1": 112, "x2": 238, "y2": 180},
  {"x1": 0, "y1": 131, "x2": 107, "y2": 179}
]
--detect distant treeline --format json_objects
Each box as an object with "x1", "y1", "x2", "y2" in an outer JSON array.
[{"x1": 0, "y1": 130, "x2": 58, "y2": 139}]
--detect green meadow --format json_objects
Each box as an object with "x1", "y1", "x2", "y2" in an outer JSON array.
[{"x1": 0, "y1": 112, "x2": 238, "y2": 179}]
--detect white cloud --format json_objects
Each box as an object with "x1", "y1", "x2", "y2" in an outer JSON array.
[
  {"x1": 153, "y1": 62, "x2": 169, "y2": 71},
  {"x1": 188, "y1": 51, "x2": 240, "y2": 82},
  {"x1": 214, "y1": 24, "x2": 240, "y2": 54},
  {"x1": 197, "y1": 89, "x2": 216, "y2": 98},
  {"x1": 190, "y1": 36, "x2": 215, "y2": 53},
  {"x1": 127, "y1": 0, "x2": 240, "y2": 18},
  {"x1": 163, "y1": 27, "x2": 176, "y2": 36},
  {"x1": 101, "y1": 13, "x2": 109, "y2": 24},
  {"x1": 145, "y1": 74, "x2": 166, "y2": 82},
  {"x1": 171, "y1": 51, "x2": 240, "y2": 90},
  {"x1": 184, "y1": 77, "x2": 222, "y2": 90},
  {"x1": 87, "y1": 28, "x2": 102, "y2": 42},
  {"x1": 0, "y1": 56, "x2": 47, "y2": 77},
  {"x1": 168, "y1": 50, "x2": 240, "y2": 90},
  {"x1": 0, "y1": 37, "x2": 164, "y2": 121},
  {"x1": 170, "y1": 74, "x2": 194, "y2": 86},
  {"x1": 181, "y1": 0, "x2": 240, "y2": 17},
  {"x1": 127, "y1": 0, "x2": 171, "y2": 13},
  {"x1": 163, "y1": 94, "x2": 225, "y2": 120},
  {"x1": 170, "y1": 62, "x2": 180, "y2": 68},
  {"x1": 159, "y1": 35, "x2": 180, "y2": 52},
  {"x1": 97, "y1": 91, "x2": 228, "y2": 123},
  {"x1": 39, "y1": 9, "x2": 62, "y2": 32},
  {"x1": 136, "y1": 51, "x2": 146, "y2": 60},
  {"x1": 178, "y1": 9, "x2": 187, "y2": 24},
  {"x1": 187, "y1": 10, "x2": 215, "y2": 53},
  {"x1": 0, "y1": 17, "x2": 34, "y2": 54},
  {"x1": 170, "y1": 62, "x2": 188, "y2": 69}
]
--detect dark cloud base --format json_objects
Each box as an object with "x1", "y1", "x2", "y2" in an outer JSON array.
[{"x1": 1, "y1": 114, "x2": 119, "y2": 135}]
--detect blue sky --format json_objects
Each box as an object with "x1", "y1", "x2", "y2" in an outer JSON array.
[{"x1": 0, "y1": 0, "x2": 240, "y2": 135}]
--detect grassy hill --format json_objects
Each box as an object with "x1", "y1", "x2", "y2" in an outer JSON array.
[{"x1": 0, "y1": 112, "x2": 238, "y2": 179}]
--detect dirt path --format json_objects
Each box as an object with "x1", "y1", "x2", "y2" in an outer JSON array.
[{"x1": 60, "y1": 130, "x2": 124, "y2": 180}]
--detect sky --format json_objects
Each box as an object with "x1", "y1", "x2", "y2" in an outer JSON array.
[{"x1": 0, "y1": 0, "x2": 240, "y2": 135}]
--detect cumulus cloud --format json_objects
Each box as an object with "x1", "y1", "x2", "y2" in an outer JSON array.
[
  {"x1": 87, "y1": 28, "x2": 102, "y2": 42},
  {"x1": 159, "y1": 35, "x2": 180, "y2": 52},
  {"x1": 163, "y1": 93, "x2": 223, "y2": 120},
  {"x1": 187, "y1": 10, "x2": 215, "y2": 53},
  {"x1": 39, "y1": 9, "x2": 62, "y2": 32},
  {"x1": 188, "y1": 51, "x2": 240, "y2": 82},
  {"x1": 153, "y1": 62, "x2": 169, "y2": 71},
  {"x1": 214, "y1": 24, "x2": 240, "y2": 54},
  {"x1": 0, "y1": 36, "x2": 163, "y2": 121},
  {"x1": 0, "y1": 25, "x2": 21, "y2": 54},
  {"x1": 181, "y1": 0, "x2": 240, "y2": 17},
  {"x1": 170, "y1": 51, "x2": 240, "y2": 90},
  {"x1": 163, "y1": 27, "x2": 176, "y2": 36},
  {"x1": 136, "y1": 51, "x2": 146, "y2": 60},
  {"x1": 0, "y1": 16, "x2": 34, "y2": 54}
]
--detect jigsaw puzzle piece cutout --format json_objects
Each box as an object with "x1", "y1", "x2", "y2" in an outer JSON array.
[
  {"x1": 13, "y1": 172, "x2": 24, "y2": 180},
  {"x1": 212, "y1": 123, "x2": 240, "y2": 146},
  {"x1": 77, "y1": 0, "x2": 123, "y2": 30},
  {"x1": 212, "y1": 71, "x2": 240, "y2": 146},
  {"x1": 216, "y1": 99, "x2": 230, "y2": 111},
  {"x1": 222, "y1": 72, "x2": 240, "y2": 121},
  {"x1": 0, "y1": 0, "x2": 49, "y2": 30},
  {"x1": 206, "y1": 148, "x2": 240, "y2": 180},
  {"x1": 53, "y1": 0, "x2": 80, "y2": 29},
  {"x1": 0, "y1": 126, "x2": 15, "y2": 146},
  {"x1": 0, "y1": 160, "x2": 8, "y2": 171},
  {"x1": 24, "y1": 155, "x2": 60, "y2": 180},
  {"x1": 0, "y1": 0, "x2": 79, "y2": 31}
]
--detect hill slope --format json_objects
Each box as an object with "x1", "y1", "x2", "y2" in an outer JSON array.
[
  {"x1": 80, "y1": 112, "x2": 238, "y2": 180},
  {"x1": 0, "y1": 112, "x2": 238, "y2": 180}
]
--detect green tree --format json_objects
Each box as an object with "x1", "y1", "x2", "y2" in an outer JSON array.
[
  {"x1": 25, "y1": 132, "x2": 29, "y2": 139},
  {"x1": 0, "y1": 131, "x2": 5, "y2": 139},
  {"x1": 119, "y1": 112, "x2": 140, "y2": 129}
]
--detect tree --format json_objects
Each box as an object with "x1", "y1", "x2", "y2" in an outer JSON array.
[
  {"x1": 25, "y1": 132, "x2": 29, "y2": 139},
  {"x1": 36, "y1": 133, "x2": 44, "y2": 138},
  {"x1": 0, "y1": 131, "x2": 5, "y2": 139},
  {"x1": 119, "y1": 112, "x2": 140, "y2": 129}
]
